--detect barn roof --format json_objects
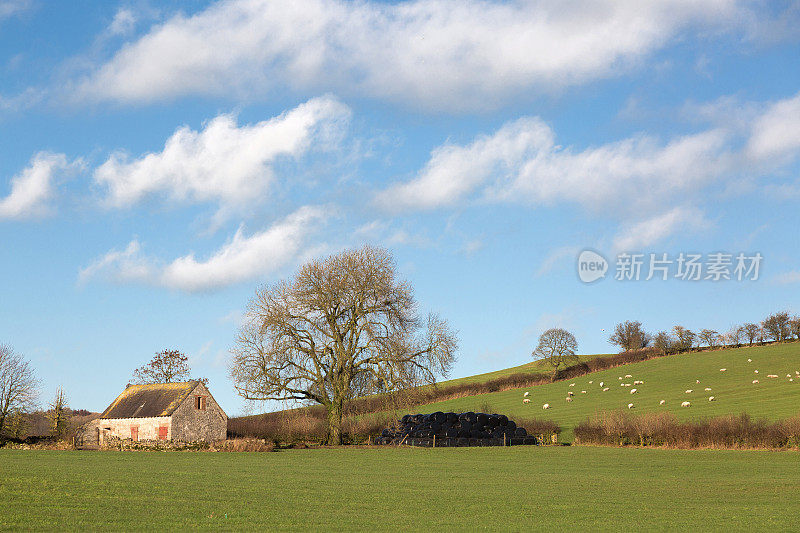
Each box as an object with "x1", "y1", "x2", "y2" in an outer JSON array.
[{"x1": 100, "y1": 381, "x2": 199, "y2": 419}]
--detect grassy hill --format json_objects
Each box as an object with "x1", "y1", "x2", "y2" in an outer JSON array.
[{"x1": 410, "y1": 343, "x2": 800, "y2": 441}]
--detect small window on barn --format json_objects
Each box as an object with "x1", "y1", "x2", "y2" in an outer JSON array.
[
  {"x1": 158, "y1": 426, "x2": 168, "y2": 440},
  {"x1": 195, "y1": 396, "x2": 206, "y2": 410}
]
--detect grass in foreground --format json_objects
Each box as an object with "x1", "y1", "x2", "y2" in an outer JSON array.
[{"x1": 1, "y1": 447, "x2": 799, "y2": 531}]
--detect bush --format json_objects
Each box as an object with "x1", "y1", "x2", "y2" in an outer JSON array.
[{"x1": 574, "y1": 410, "x2": 800, "y2": 449}]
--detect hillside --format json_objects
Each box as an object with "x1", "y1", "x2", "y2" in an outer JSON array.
[{"x1": 411, "y1": 343, "x2": 800, "y2": 441}]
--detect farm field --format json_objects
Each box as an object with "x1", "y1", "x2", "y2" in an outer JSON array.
[
  {"x1": 411, "y1": 343, "x2": 800, "y2": 441},
  {"x1": 1, "y1": 447, "x2": 799, "y2": 531}
]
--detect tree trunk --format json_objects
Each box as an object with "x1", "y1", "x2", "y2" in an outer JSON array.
[{"x1": 327, "y1": 401, "x2": 344, "y2": 446}]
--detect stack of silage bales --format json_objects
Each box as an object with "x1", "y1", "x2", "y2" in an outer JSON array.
[{"x1": 375, "y1": 411, "x2": 539, "y2": 447}]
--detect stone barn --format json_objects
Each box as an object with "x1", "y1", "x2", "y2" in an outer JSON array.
[{"x1": 82, "y1": 380, "x2": 227, "y2": 445}]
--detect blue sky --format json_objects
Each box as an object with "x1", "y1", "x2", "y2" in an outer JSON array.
[{"x1": 1, "y1": 0, "x2": 799, "y2": 415}]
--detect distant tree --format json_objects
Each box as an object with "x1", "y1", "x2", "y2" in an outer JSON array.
[
  {"x1": 790, "y1": 317, "x2": 800, "y2": 341},
  {"x1": 762, "y1": 312, "x2": 792, "y2": 342},
  {"x1": 672, "y1": 326, "x2": 695, "y2": 353},
  {"x1": 724, "y1": 326, "x2": 743, "y2": 348},
  {"x1": 131, "y1": 349, "x2": 207, "y2": 385},
  {"x1": 0, "y1": 344, "x2": 39, "y2": 437},
  {"x1": 742, "y1": 323, "x2": 760, "y2": 346},
  {"x1": 230, "y1": 246, "x2": 458, "y2": 445},
  {"x1": 653, "y1": 331, "x2": 675, "y2": 355},
  {"x1": 608, "y1": 321, "x2": 652, "y2": 352},
  {"x1": 532, "y1": 328, "x2": 579, "y2": 380},
  {"x1": 48, "y1": 387, "x2": 69, "y2": 440},
  {"x1": 699, "y1": 329, "x2": 720, "y2": 348}
]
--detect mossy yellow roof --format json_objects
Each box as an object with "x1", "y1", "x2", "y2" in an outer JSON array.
[{"x1": 100, "y1": 381, "x2": 199, "y2": 419}]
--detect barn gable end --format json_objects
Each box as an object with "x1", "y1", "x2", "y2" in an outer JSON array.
[{"x1": 170, "y1": 381, "x2": 227, "y2": 442}]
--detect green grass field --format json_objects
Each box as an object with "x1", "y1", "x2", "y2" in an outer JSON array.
[
  {"x1": 2, "y1": 447, "x2": 799, "y2": 531},
  {"x1": 412, "y1": 343, "x2": 800, "y2": 440}
]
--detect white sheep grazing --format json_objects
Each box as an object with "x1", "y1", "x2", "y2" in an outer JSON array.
[
  {"x1": 623, "y1": 383, "x2": 632, "y2": 387},
  {"x1": 796, "y1": 371, "x2": 799, "y2": 375},
  {"x1": 589, "y1": 381, "x2": 593, "y2": 384},
  {"x1": 696, "y1": 379, "x2": 700, "y2": 384},
  {"x1": 681, "y1": 401, "x2": 691, "y2": 408},
  {"x1": 659, "y1": 400, "x2": 666, "y2": 405},
  {"x1": 685, "y1": 389, "x2": 693, "y2": 394},
  {"x1": 630, "y1": 388, "x2": 637, "y2": 394},
  {"x1": 581, "y1": 390, "x2": 587, "y2": 394},
  {"x1": 523, "y1": 398, "x2": 531, "y2": 404},
  {"x1": 752, "y1": 379, "x2": 760, "y2": 384},
  {"x1": 618, "y1": 377, "x2": 623, "y2": 380},
  {"x1": 599, "y1": 381, "x2": 604, "y2": 387},
  {"x1": 720, "y1": 368, "x2": 727, "y2": 372},
  {"x1": 748, "y1": 358, "x2": 752, "y2": 362},
  {"x1": 570, "y1": 383, "x2": 576, "y2": 387},
  {"x1": 523, "y1": 391, "x2": 530, "y2": 397},
  {"x1": 567, "y1": 391, "x2": 574, "y2": 396},
  {"x1": 633, "y1": 380, "x2": 642, "y2": 385},
  {"x1": 767, "y1": 374, "x2": 778, "y2": 378},
  {"x1": 542, "y1": 403, "x2": 550, "y2": 409},
  {"x1": 625, "y1": 374, "x2": 632, "y2": 378},
  {"x1": 708, "y1": 396, "x2": 715, "y2": 402},
  {"x1": 754, "y1": 370, "x2": 759, "y2": 374},
  {"x1": 566, "y1": 397, "x2": 573, "y2": 402},
  {"x1": 602, "y1": 387, "x2": 610, "y2": 392},
  {"x1": 704, "y1": 387, "x2": 712, "y2": 391},
  {"x1": 628, "y1": 403, "x2": 635, "y2": 409}
]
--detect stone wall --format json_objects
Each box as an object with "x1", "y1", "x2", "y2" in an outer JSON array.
[{"x1": 170, "y1": 382, "x2": 227, "y2": 442}]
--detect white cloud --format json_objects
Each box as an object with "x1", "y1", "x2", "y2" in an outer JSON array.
[
  {"x1": 536, "y1": 246, "x2": 581, "y2": 277},
  {"x1": 746, "y1": 92, "x2": 800, "y2": 163},
  {"x1": 79, "y1": 205, "x2": 329, "y2": 292},
  {"x1": 612, "y1": 206, "x2": 709, "y2": 250},
  {"x1": 108, "y1": 8, "x2": 137, "y2": 36},
  {"x1": 93, "y1": 96, "x2": 350, "y2": 210},
  {"x1": 75, "y1": 0, "x2": 746, "y2": 109},
  {"x1": 378, "y1": 116, "x2": 731, "y2": 215},
  {"x1": 0, "y1": 152, "x2": 81, "y2": 219},
  {"x1": 0, "y1": 0, "x2": 30, "y2": 20}
]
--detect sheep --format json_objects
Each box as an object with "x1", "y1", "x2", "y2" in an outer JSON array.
[
  {"x1": 542, "y1": 403, "x2": 550, "y2": 409},
  {"x1": 720, "y1": 368, "x2": 727, "y2": 372},
  {"x1": 581, "y1": 390, "x2": 587, "y2": 394},
  {"x1": 523, "y1": 391, "x2": 530, "y2": 397},
  {"x1": 523, "y1": 398, "x2": 531, "y2": 404},
  {"x1": 685, "y1": 389, "x2": 693, "y2": 394},
  {"x1": 659, "y1": 400, "x2": 666, "y2": 405},
  {"x1": 618, "y1": 377, "x2": 623, "y2": 380},
  {"x1": 754, "y1": 370, "x2": 759, "y2": 374},
  {"x1": 566, "y1": 397, "x2": 573, "y2": 402},
  {"x1": 589, "y1": 380, "x2": 593, "y2": 384},
  {"x1": 788, "y1": 374, "x2": 793, "y2": 378},
  {"x1": 696, "y1": 379, "x2": 701, "y2": 384},
  {"x1": 630, "y1": 388, "x2": 638, "y2": 394},
  {"x1": 708, "y1": 396, "x2": 715, "y2": 402},
  {"x1": 570, "y1": 383, "x2": 576, "y2": 387},
  {"x1": 681, "y1": 401, "x2": 691, "y2": 408},
  {"x1": 599, "y1": 381, "x2": 604, "y2": 387},
  {"x1": 633, "y1": 380, "x2": 643, "y2": 385},
  {"x1": 602, "y1": 387, "x2": 610, "y2": 392},
  {"x1": 622, "y1": 383, "x2": 632, "y2": 387},
  {"x1": 767, "y1": 374, "x2": 778, "y2": 378},
  {"x1": 625, "y1": 374, "x2": 632, "y2": 378},
  {"x1": 752, "y1": 379, "x2": 759, "y2": 384},
  {"x1": 704, "y1": 387, "x2": 712, "y2": 391},
  {"x1": 796, "y1": 371, "x2": 799, "y2": 375},
  {"x1": 567, "y1": 391, "x2": 574, "y2": 396},
  {"x1": 747, "y1": 358, "x2": 752, "y2": 362},
  {"x1": 628, "y1": 403, "x2": 635, "y2": 409}
]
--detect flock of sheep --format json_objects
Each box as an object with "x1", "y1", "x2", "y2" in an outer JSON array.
[{"x1": 521, "y1": 356, "x2": 800, "y2": 411}]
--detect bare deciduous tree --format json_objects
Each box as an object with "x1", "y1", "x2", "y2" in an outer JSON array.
[
  {"x1": 131, "y1": 349, "x2": 207, "y2": 385},
  {"x1": 48, "y1": 387, "x2": 69, "y2": 440},
  {"x1": 0, "y1": 344, "x2": 39, "y2": 436},
  {"x1": 742, "y1": 323, "x2": 760, "y2": 346},
  {"x1": 608, "y1": 321, "x2": 652, "y2": 352},
  {"x1": 229, "y1": 246, "x2": 458, "y2": 445},
  {"x1": 762, "y1": 312, "x2": 791, "y2": 342},
  {"x1": 672, "y1": 326, "x2": 695, "y2": 352},
  {"x1": 724, "y1": 326, "x2": 743, "y2": 348},
  {"x1": 790, "y1": 317, "x2": 800, "y2": 341},
  {"x1": 532, "y1": 328, "x2": 579, "y2": 380},
  {"x1": 699, "y1": 329, "x2": 720, "y2": 348},
  {"x1": 653, "y1": 331, "x2": 674, "y2": 355}
]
